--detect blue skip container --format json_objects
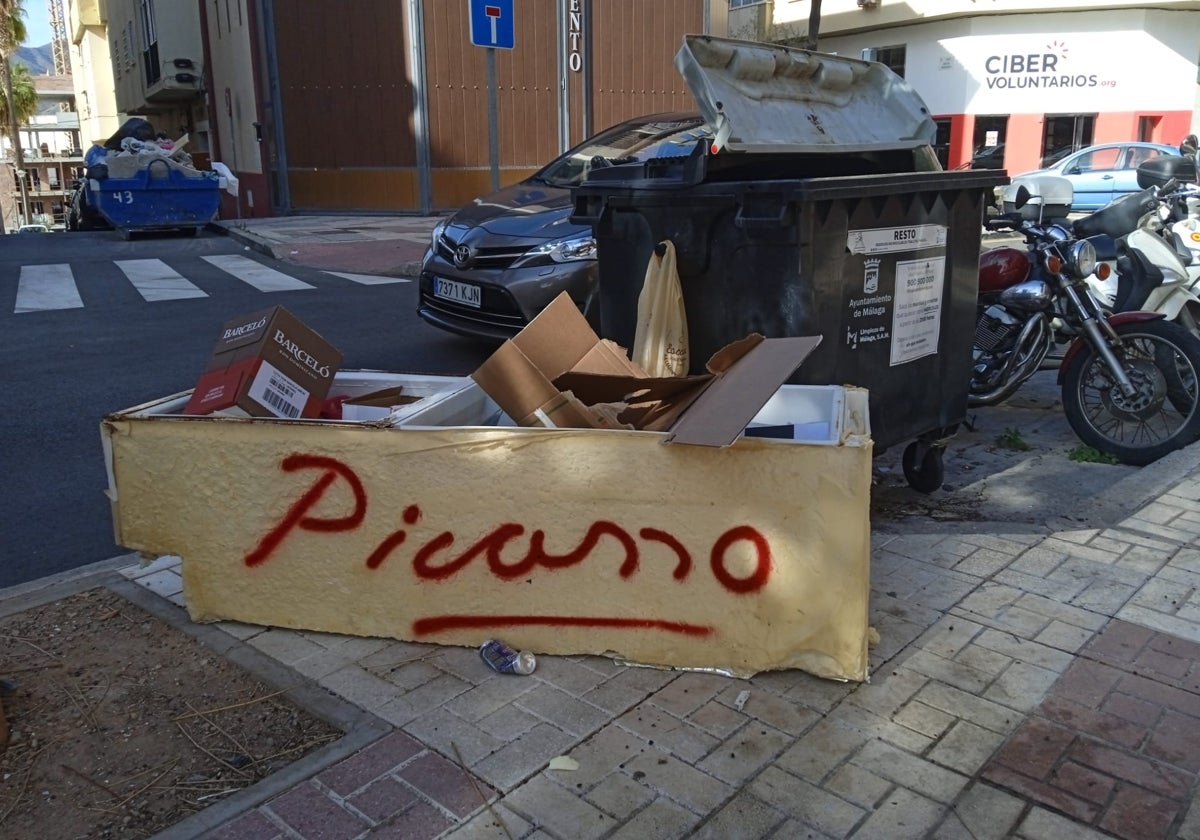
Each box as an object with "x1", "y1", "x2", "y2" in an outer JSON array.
[{"x1": 89, "y1": 157, "x2": 220, "y2": 238}]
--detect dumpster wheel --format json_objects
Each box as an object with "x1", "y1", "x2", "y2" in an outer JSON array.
[{"x1": 902, "y1": 440, "x2": 945, "y2": 494}]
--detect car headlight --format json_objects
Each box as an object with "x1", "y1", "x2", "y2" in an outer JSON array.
[
  {"x1": 429, "y1": 219, "x2": 447, "y2": 248},
  {"x1": 1069, "y1": 238, "x2": 1097, "y2": 278},
  {"x1": 527, "y1": 233, "x2": 597, "y2": 264}
]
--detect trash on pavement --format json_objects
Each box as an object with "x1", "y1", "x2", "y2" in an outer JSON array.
[
  {"x1": 547, "y1": 756, "x2": 580, "y2": 772},
  {"x1": 183, "y1": 306, "x2": 343, "y2": 419},
  {"x1": 479, "y1": 639, "x2": 537, "y2": 675}
]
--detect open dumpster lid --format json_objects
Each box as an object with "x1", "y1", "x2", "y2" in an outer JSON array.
[{"x1": 675, "y1": 34, "x2": 936, "y2": 155}]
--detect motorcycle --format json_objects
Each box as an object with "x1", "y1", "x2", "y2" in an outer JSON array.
[
  {"x1": 1074, "y1": 173, "x2": 1200, "y2": 336},
  {"x1": 968, "y1": 178, "x2": 1200, "y2": 471}
]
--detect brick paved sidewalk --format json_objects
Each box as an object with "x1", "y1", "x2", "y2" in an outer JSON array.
[{"x1": 90, "y1": 452, "x2": 1200, "y2": 840}]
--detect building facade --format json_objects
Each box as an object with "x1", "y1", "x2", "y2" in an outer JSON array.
[
  {"x1": 739, "y1": 0, "x2": 1200, "y2": 174},
  {"x1": 68, "y1": 0, "x2": 120, "y2": 147},
  {"x1": 200, "y1": 0, "x2": 727, "y2": 217},
  {"x1": 0, "y1": 76, "x2": 82, "y2": 231}
]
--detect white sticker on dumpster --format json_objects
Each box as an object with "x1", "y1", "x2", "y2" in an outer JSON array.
[
  {"x1": 890, "y1": 257, "x2": 945, "y2": 366},
  {"x1": 847, "y1": 225, "x2": 947, "y2": 255}
]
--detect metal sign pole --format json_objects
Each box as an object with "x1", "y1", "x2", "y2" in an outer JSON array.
[{"x1": 487, "y1": 46, "x2": 499, "y2": 192}]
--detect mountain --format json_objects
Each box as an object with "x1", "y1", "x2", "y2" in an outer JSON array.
[{"x1": 15, "y1": 43, "x2": 54, "y2": 75}]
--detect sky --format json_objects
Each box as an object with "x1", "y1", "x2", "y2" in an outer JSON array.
[{"x1": 23, "y1": 2, "x2": 52, "y2": 48}]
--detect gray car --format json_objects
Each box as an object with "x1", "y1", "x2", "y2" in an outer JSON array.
[{"x1": 417, "y1": 113, "x2": 710, "y2": 341}]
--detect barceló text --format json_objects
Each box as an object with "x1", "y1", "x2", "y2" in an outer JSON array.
[{"x1": 243, "y1": 454, "x2": 774, "y2": 594}]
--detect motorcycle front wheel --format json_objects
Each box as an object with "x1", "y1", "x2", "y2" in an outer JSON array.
[{"x1": 1062, "y1": 320, "x2": 1200, "y2": 466}]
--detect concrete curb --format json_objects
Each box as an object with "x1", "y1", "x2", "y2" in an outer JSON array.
[{"x1": 210, "y1": 222, "x2": 286, "y2": 260}]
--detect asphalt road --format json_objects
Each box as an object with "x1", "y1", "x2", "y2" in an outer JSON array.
[{"x1": 1, "y1": 229, "x2": 492, "y2": 588}]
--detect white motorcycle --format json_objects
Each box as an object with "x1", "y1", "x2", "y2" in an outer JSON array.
[{"x1": 1072, "y1": 161, "x2": 1200, "y2": 337}]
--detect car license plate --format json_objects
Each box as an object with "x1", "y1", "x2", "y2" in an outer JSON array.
[{"x1": 433, "y1": 277, "x2": 482, "y2": 308}]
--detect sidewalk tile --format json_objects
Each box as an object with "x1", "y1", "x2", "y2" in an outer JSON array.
[
  {"x1": 1038, "y1": 695, "x2": 1147, "y2": 749},
  {"x1": 246, "y1": 628, "x2": 325, "y2": 665},
  {"x1": 265, "y1": 781, "x2": 371, "y2": 839},
  {"x1": 367, "y1": 800, "x2": 455, "y2": 840},
  {"x1": 471, "y1": 722, "x2": 575, "y2": 791},
  {"x1": 649, "y1": 672, "x2": 729, "y2": 717},
  {"x1": 1047, "y1": 761, "x2": 1116, "y2": 805},
  {"x1": 892, "y1": 700, "x2": 957, "y2": 739},
  {"x1": 928, "y1": 721, "x2": 1007, "y2": 775},
  {"x1": 695, "y1": 722, "x2": 791, "y2": 784},
  {"x1": 530, "y1": 657, "x2": 611, "y2": 697},
  {"x1": 942, "y1": 782, "x2": 1025, "y2": 840},
  {"x1": 690, "y1": 791, "x2": 786, "y2": 839},
  {"x1": 687, "y1": 697, "x2": 748, "y2": 738},
  {"x1": 913, "y1": 681, "x2": 1022, "y2": 733},
  {"x1": 992, "y1": 717, "x2": 1075, "y2": 779},
  {"x1": 517, "y1": 685, "x2": 612, "y2": 736},
  {"x1": 845, "y1": 667, "x2": 927, "y2": 717},
  {"x1": 616, "y1": 701, "x2": 720, "y2": 763},
  {"x1": 444, "y1": 804, "x2": 533, "y2": 839},
  {"x1": 775, "y1": 718, "x2": 871, "y2": 784},
  {"x1": 914, "y1": 616, "x2": 986, "y2": 659},
  {"x1": 399, "y1": 751, "x2": 496, "y2": 818},
  {"x1": 584, "y1": 771, "x2": 656, "y2": 816},
  {"x1": 1070, "y1": 579, "x2": 1138, "y2": 615},
  {"x1": 901, "y1": 648, "x2": 995, "y2": 694},
  {"x1": 1098, "y1": 785, "x2": 1181, "y2": 840},
  {"x1": 317, "y1": 732, "x2": 424, "y2": 795},
  {"x1": 318, "y1": 665, "x2": 405, "y2": 713},
  {"x1": 749, "y1": 765, "x2": 865, "y2": 837},
  {"x1": 606, "y1": 797, "x2": 695, "y2": 839},
  {"x1": 346, "y1": 775, "x2": 417, "y2": 822},
  {"x1": 1114, "y1": 604, "x2": 1200, "y2": 643},
  {"x1": 852, "y1": 739, "x2": 969, "y2": 803},
  {"x1": 206, "y1": 810, "x2": 284, "y2": 840},
  {"x1": 1032, "y1": 620, "x2": 1095, "y2": 653},
  {"x1": 561, "y1": 721, "x2": 649, "y2": 788},
  {"x1": 503, "y1": 774, "x2": 616, "y2": 839},
  {"x1": 402, "y1": 706, "x2": 504, "y2": 766},
  {"x1": 981, "y1": 764, "x2": 1098, "y2": 823},
  {"x1": 849, "y1": 788, "x2": 945, "y2": 840},
  {"x1": 445, "y1": 675, "x2": 537, "y2": 721},
  {"x1": 823, "y1": 762, "x2": 893, "y2": 809},
  {"x1": 623, "y1": 748, "x2": 733, "y2": 814},
  {"x1": 983, "y1": 661, "x2": 1064, "y2": 712},
  {"x1": 1017, "y1": 806, "x2": 1118, "y2": 840},
  {"x1": 375, "y1": 672, "x2": 472, "y2": 726},
  {"x1": 973, "y1": 628, "x2": 1075, "y2": 672},
  {"x1": 831, "y1": 702, "x2": 936, "y2": 753}
]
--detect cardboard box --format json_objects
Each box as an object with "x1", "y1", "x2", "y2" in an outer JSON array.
[
  {"x1": 470, "y1": 292, "x2": 648, "y2": 428},
  {"x1": 472, "y1": 292, "x2": 823, "y2": 446},
  {"x1": 183, "y1": 306, "x2": 342, "y2": 419}
]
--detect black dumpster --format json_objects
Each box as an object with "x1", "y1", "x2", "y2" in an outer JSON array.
[{"x1": 571, "y1": 35, "x2": 1007, "y2": 491}]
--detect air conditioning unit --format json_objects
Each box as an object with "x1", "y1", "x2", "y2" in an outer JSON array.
[{"x1": 857, "y1": 0, "x2": 880, "y2": 8}]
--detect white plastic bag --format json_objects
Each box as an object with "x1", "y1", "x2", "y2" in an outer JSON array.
[{"x1": 632, "y1": 240, "x2": 689, "y2": 377}]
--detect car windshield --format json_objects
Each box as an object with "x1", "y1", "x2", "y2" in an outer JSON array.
[{"x1": 536, "y1": 117, "x2": 710, "y2": 187}]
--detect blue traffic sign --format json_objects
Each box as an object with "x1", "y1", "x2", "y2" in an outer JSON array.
[{"x1": 469, "y1": 0, "x2": 514, "y2": 50}]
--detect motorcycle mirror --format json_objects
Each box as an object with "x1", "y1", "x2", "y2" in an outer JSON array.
[{"x1": 1012, "y1": 184, "x2": 1032, "y2": 209}]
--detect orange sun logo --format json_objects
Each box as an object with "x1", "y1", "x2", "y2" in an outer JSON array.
[{"x1": 1046, "y1": 39, "x2": 1069, "y2": 60}]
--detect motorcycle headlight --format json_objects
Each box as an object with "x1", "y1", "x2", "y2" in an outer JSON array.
[
  {"x1": 1069, "y1": 239, "x2": 1097, "y2": 278},
  {"x1": 526, "y1": 233, "x2": 597, "y2": 264}
]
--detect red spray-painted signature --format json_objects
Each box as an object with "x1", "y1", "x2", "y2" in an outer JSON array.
[{"x1": 244, "y1": 454, "x2": 773, "y2": 637}]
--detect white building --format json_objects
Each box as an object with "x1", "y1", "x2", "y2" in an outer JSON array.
[{"x1": 736, "y1": 0, "x2": 1200, "y2": 173}]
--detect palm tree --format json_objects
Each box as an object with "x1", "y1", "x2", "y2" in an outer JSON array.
[{"x1": 0, "y1": 1, "x2": 29, "y2": 226}]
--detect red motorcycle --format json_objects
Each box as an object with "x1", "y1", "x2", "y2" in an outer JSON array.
[{"x1": 968, "y1": 181, "x2": 1200, "y2": 467}]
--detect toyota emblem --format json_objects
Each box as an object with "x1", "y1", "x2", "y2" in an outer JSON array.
[{"x1": 453, "y1": 244, "x2": 473, "y2": 268}]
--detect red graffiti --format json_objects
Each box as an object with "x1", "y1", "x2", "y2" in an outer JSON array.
[
  {"x1": 246, "y1": 455, "x2": 773, "y2": 603},
  {"x1": 412, "y1": 614, "x2": 713, "y2": 637},
  {"x1": 244, "y1": 454, "x2": 366, "y2": 567}
]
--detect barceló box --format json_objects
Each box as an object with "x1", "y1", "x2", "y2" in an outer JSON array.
[{"x1": 184, "y1": 306, "x2": 342, "y2": 419}]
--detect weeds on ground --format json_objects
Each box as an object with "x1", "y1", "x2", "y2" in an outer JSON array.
[
  {"x1": 995, "y1": 427, "x2": 1031, "y2": 451},
  {"x1": 1069, "y1": 445, "x2": 1120, "y2": 464}
]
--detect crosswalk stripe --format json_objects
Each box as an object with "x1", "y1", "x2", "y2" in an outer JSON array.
[
  {"x1": 323, "y1": 270, "x2": 411, "y2": 286},
  {"x1": 15, "y1": 264, "x2": 82, "y2": 313},
  {"x1": 201, "y1": 254, "x2": 315, "y2": 292},
  {"x1": 116, "y1": 259, "x2": 208, "y2": 301}
]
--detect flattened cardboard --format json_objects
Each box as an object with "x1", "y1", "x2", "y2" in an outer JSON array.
[
  {"x1": 665, "y1": 335, "x2": 824, "y2": 446},
  {"x1": 553, "y1": 335, "x2": 824, "y2": 446},
  {"x1": 340, "y1": 387, "x2": 423, "y2": 422},
  {"x1": 471, "y1": 293, "x2": 645, "y2": 427}
]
